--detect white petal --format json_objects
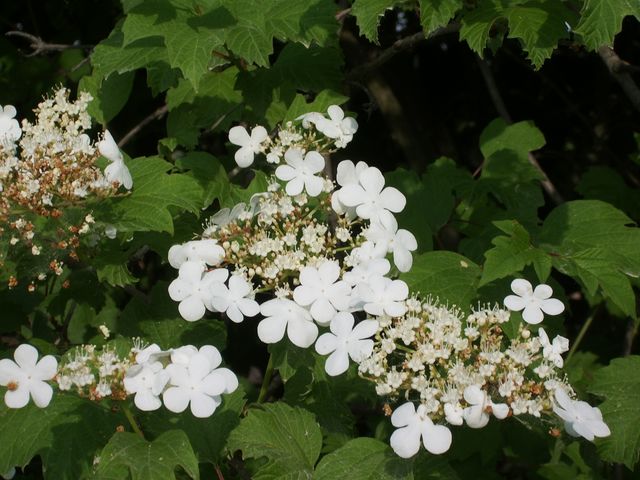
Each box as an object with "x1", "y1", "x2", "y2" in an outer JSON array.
[
  {"x1": 541, "y1": 298, "x2": 564, "y2": 316},
  {"x1": 463, "y1": 405, "x2": 489, "y2": 428},
  {"x1": 285, "y1": 177, "x2": 304, "y2": 196},
  {"x1": 200, "y1": 372, "x2": 227, "y2": 396},
  {"x1": 28, "y1": 380, "x2": 52, "y2": 407},
  {"x1": 304, "y1": 151, "x2": 325, "y2": 173},
  {"x1": 396, "y1": 229, "x2": 417, "y2": 251},
  {"x1": 315, "y1": 333, "x2": 339, "y2": 355},
  {"x1": 384, "y1": 301, "x2": 407, "y2": 318},
  {"x1": 324, "y1": 349, "x2": 349, "y2": 376},
  {"x1": 287, "y1": 318, "x2": 318, "y2": 348},
  {"x1": 388, "y1": 280, "x2": 409, "y2": 301},
  {"x1": 390, "y1": 424, "x2": 421, "y2": 458},
  {"x1": 379, "y1": 187, "x2": 406, "y2": 212},
  {"x1": 347, "y1": 339, "x2": 373, "y2": 362},
  {"x1": 4, "y1": 387, "x2": 29, "y2": 408},
  {"x1": 275, "y1": 164, "x2": 297, "y2": 181},
  {"x1": 179, "y1": 261, "x2": 205, "y2": 283},
  {"x1": 199, "y1": 345, "x2": 222, "y2": 369},
  {"x1": 98, "y1": 130, "x2": 123, "y2": 163},
  {"x1": 168, "y1": 245, "x2": 187, "y2": 269},
  {"x1": 14, "y1": 345, "x2": 39, "y2": 370},
  {"x1": 327, "y1": 105, "x2": 344, "y2": 121},
  {"x1": 251, "y1": 125, "x2": 269, "y2": 143},
  {"x1": 341, "y1": 117, "x2": 358, "y2": 135},
  {"x1": 210, "y1": 294, "x2": 230, "y2": 314},
  {"x1": 228, "y1": 126, "x2": 251, "y2": 146},
  {"x1": 163, "y1": 387, "x2": 190, "y2": 413},
  {"x1": 393, "y1": 248, "x2": 413, "y2": 273},
  {"x1": 463, "y1": 385, "x2": 485, "y2": 405},
  {"x1": 34, "y1": 356, "x2": 57, "y2": 381},
  {"x1": 188, "y1": 353, "x2": 212, "y2": 381},
  {"x1": 351, "y1": 319, "x2": 378, "y2": 340},
  {"x1": 391, "y1": 402, "x2": 417, "y2": 427},
  {"x1": 336, "y1": 160, "x2": 356, "y2": 186},
  {"x1": 511, "y1": 278, "x2": 533, "y2": 296},
  {"x1": 0, "y1": 360, "x2": 21, "y2": 385},
  {"x1": 359, "y1": 167, "x2": 385, "y2": 195},
  {"x1": 216, "y1": 367, "x2": 239, "y2": 393},
  {"x1": 257, "y1": 316, "x2": 288, "y2": 344},
  {"x1": 226, "y1": 303, "x2": 244, "y2": 323},
  {"x1": 293, "y1": 285, "x2": 317, "y2": 306},
  {"x1": 421, "y1": 423, "x2": 452, "y2": 455},
  {"x1": 310, "y1": 298, "x2": 336, "y2": 325},
  {"x1": 304, "y1": 176, "x2": 324, "y2": 197},
  {"x1": 178, "y1": 296, "x2": 206, "y2": 322},
  {"x1": 135, "y1": 390, "x2": 162, "y2": 411},
  {"x1": 522, "y1": 305, "x2": 544, "y2": 325},
  {"x1": 234, "y1": 147, "x2": 254, "y2": 168},
  {"x1": 330, "y1": 312, "x2": 355, "y2": 337},
  {"x1": 191, "y1": 392, "x2": 218, "y2": 418},
  {"x1": 168, "y1": 278, "x2": 192, "y2": 302},
  {"x1": 533, "y1": 284, "x2": 553, "y2": 300},
  {"x1": 492, "y1": 403, "x2": 509, "y2": 419},
  {"x1": 338, "y1": 184, "x2": 366, "y2": 207},
  {"x1": 237, "y1": 298, "x2": 260, "y2": 318},
  {"x1": 503, "y1": 295, "x2": 526, "y2": 311}
]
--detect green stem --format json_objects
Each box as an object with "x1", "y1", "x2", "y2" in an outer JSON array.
[
  {"x1": 565, "y1": 310, "x2": 596, "y2": 364},
  {"x1": 257, "y1": 353, "x2": 274, "y2": 403},
  {"x1": 395, "y1": 344, "x2": 415, "y2": 354},
  {"x1": 122, "y1": 405, "x2": 145, "y2": 439}
]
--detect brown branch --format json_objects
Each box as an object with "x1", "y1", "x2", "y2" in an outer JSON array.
[
  {"x1": 598, "y1": 46, "x2": 640, "y2": 113},
  {"x1": 347, "y1": 24, "x2": 460, "y2": 79},
  {"x1": 117, "y1": 105, "x2": 168, "y2": 148},
  {"x1": 475, "y1": 56, "x2": 564, "y2": 204},
  {"x1": 6, "y1": 31, "x2": 92, "y2": 56}
]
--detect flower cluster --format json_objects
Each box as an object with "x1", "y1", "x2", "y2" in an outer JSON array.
[
  {"x1": 0, "y1": 340, "x2": 238, "y2": 419},
  {"x1": 0, "y1": 88, "x2": 132, "y2": 289}
]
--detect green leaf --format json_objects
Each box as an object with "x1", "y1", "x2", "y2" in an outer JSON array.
[
  {"x1": 588, "y1": 355, "x2": 640, "y2": 469},
  {"x1": 459, "y1": 0, "x2": 505, "y2": 55},
  {"x1": 418, "y1": 0, "x2": 463, "y2": 34},
  {"x1": 351, "y1": 0, "x2": 398, "y2": 44},
  {"x1": 96, "y1": 263, "x2": 137, "y2": 287},
  {"x1": 314, "y1": 438, "x2": 412, "y2": 479},
  {"x1": 94, "y1": 430, "x2": 199, "y2": 480},
  {"x1": 266, "y1": 0, "x2": 337, "y2": 46},
  {"x1": 175, "y1": 152, "x2": 230, "y2": 208},
  {"x1": 78, "y1": 71, "x2": 135, "y2": 124},
  {"x1": 538, "y1": 200, "x2": 640, "y2": 318},
  {"x1": 576, "y1": 166, "x2": 640, "y2": 220},
  {"x1": 227, "y1": 403, "x2": 322, "y2": 479},
  {"x1": 575, "y1": 0, "x2": 640, "y2": 50},
  {"x1": 401, "y1": 251, "x2": 481, "y2": 309},
  {"x1": 0, "y1": 394, "x2": 122, "y2": 479}
]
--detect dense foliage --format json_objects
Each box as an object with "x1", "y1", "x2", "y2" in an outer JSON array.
[{"x1": 0, "y1": 1, "x2": 639, "y2": 479}]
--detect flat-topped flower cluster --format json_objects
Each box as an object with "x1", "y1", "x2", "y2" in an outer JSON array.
[
  {"x1": 0, "y1": 88, "x2": 132, "y2": 289},
  {"x1": 0, "y1": 105, "x2": 610, "y2": 460}
]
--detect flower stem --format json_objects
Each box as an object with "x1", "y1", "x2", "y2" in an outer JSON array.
[
  {"x1": 565, "y1": 310, "x2": 596, "y2": 365},
  {"x1": 122, "y1": 405, "x2": 145, "y2": 439},
  {"x1": 257, "y1": 353, "x2": 274, "y2": 403}
]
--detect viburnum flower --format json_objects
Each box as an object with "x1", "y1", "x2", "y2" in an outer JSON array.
[
  {"x1": 258, "y1": 298, "x2": 319, "y2": 348},
  {"x1": 343, "y1": 258, "x2": 391, "y2": 301},
  {"x1": 0, "y1": 344, "x2": 57, "y2": 408},
  {"x1": 210, "y1": 274, "x2": 260, "y2": 323},
  {"x1": 338, "y1": 166, "x2": 406, "y2": 230},
  {"x1": 205, "y1": 203, "x2": 247, "y2": 232},
  {"x1": 275, "y1": 148, "x2": 325, "y2": 197},
  {"x1": 168, "y1": 262, "x2": 228, "y2": 321},
  {"x1": 164, "y1": 345, "x2": 238, "y2": 418},
  {"x1": 293, "y1": 260, "x2": 351, "y2": 326},
  {"x1": 315, "y1": 312, "x2": 378, "y2": 376},
  {"x1": 98, "y1": 130, "x2": 132, "y2": 190},
  {"x1": 331, "y1": 160, "x2": 369, "y2": 216},
  {"x1": 309, "y1": 105, "x2": 358, "y2": 147},
  {"x1": 538, "y1": 328, "x2": 569, "y2": 368},
  {"x1": 360, "y1": 277, "x2": 409, "y2": 317},
  {"x1": 0, "y1": 105, "x2": 21, "y2": 145},
  {"x1": 123, "y1": 348, "x2": 170, "y2": 412},
  {"x1": 390, "y1": 402, "x2": 453, "y2": 458},
  {"x1": 553, "y1": 389, "x2": 610, "y2": 441},
  {"x1": 504, "y1": 279, "x2": 564, "y2": 325},
  {"x1": 365, "y1": 218, "x2": 418, "y2": 272},
  {"x1": 462, "y1": 385, "x2": 509, "y2": 428},
  {"x1": 228, "y1": 125, "x2": 268, "y2": 167},
  {"x1": 168, "y1": 239, "x2": 225, "y2": 269}
]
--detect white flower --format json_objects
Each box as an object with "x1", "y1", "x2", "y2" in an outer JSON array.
[
  {"x1": 205, "y1": 203, "x2": 247, "y2": 234},
  {"x1": 123, "y1": 346, "x2": 170, "y2": 412},
  {"x1": 308, "y1": 105, "x2": 358, "y2": 147},
  {"x1": 390, "y1": 402, "x2": 453, "y2": 458},
  {"x1": 365, "y1": 218, "x2": 418, "y2": 272},
  {"x1": 443, "y1": 403, "x2": 464, "y2": 426},
  {"x1": 99, "y1": 130, "x2": 132, "y2": 190},
  {"x1": 210, "y1": 274, "x2": 260, "y2": 323},
  {"x1": 553, "y1": 389, "x2": 610, "y2": 441},
  {"x1": 0, "y1": 344, "x2": 57, "y2": 409},
  {"x1": 168, "y1": 239, "x2": 225, "y2": 269},
  {"x1": 168, "y1": 262, "x2": 228, "y2": 321},
  {"x1": 360, "y1": 277, "x2": 409, "y2": 317},
  {"x1": 258, "y1": 298, "x2": 318, "y2": 348},
  {"x1": 331, "y1": 159, "x2": 369, "y2": 216},
  {"x1": 504, "y1": 279, "x2": 564, "y2": 325},
  {"x1": 228, "y1": 125, "x2": 269, "y2": 168},
  {"x1": 0, "y1": 105, "x2": 21, "y2": 145},
  {"x1": 462, "y1": 385, "x2": 509, "y2": 428},
  {"x1": 315, "y1": 313, "x2": 378, "y2": 376},
  {"x1": 164, "y1": 345, "x2": 238, "y2": 418},
  {"x1": 338, "y1": 167, "x2": 406, "y2": 230},
  {"x1": 538, "y1": 328, "x2": 569, "y2": 368},
  {"x1": 293, "y1": 260, "x2": 351, "y2": 326},
  {"x1": 275, "y1": 148, "x2": 325, "y2": 197}
]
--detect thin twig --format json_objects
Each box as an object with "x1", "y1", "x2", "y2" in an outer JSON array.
[
  {"x1": 475, "y1": 55, "x2": 564, "y2": 204},
  {"x1": 598, "y1": 46, "x2": 640, "y2": 113},
  {"x1": 214, "y1": 464, "x2": 225, "y2": 480},
  {"x1": 117, "y1": 105, "x2": 168, "y2": 148},
  {"x1": 6, "y1": 31, "x2": 92, "y2": 56},
  {"x1": 565, "y1": 309, "x2": 597, "y2": 364}
]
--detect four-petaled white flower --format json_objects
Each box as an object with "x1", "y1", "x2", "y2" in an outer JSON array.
[
  {"x1": 205, "y1": 203, "x2": 247, "y2": 233},
  {"x1": 360, "y1": 277, "x2": 409, "y2": 318},
  {"x1": 553, "y1": 389, "x2": 610, "y2": 441},
  {"x1": 365, "y1": 217, "x2": 418, "y2": 272},
  {"x1": 462, "y1": 385, "x2": 509, "y2": 428},
  {"x1": 504, "y1": 279, "x2": 564, "y2": 325},
  {"x1": 338, "y1": 166, "x2": 406, "y2": 230},
  {"x1": 315, "y1": 312, "x2": 378, "y2": 376},
  {"x1": 258, "y1": 298, "x2": 318, "y2": 348},
  {"x1": 538, "y1": 328, "x2": 569, "y2": 368},
  {"x1": 309, "y1": 105, "x2": 358, "y2": 148},
  {"x1": 168, "y1": 239, "x2": 225, "y2": 269},
  {"x1": 164, "y1": 345, "x2": 238, "y2": 418},
  {"x1": 293, "y1": 260, "x2": 351, "y2": 326},
  {"x1": 0, "y1": 344, "x2": 57, "y2": 408},
  {"x1": 210, "y1": 274, "x2": 260, "y2": 323},
  {"x1": 98, "y1": 130, "x2": 133, "y2": 190},
  {"x1": 390, "y1": 402, "x2": 453, "y2": 458},
  {"x1": 0, "y1": 105, "x2": 21, "y2": 145},
  {"x1": 331, "y1": 160, "x2": 369, "y2": 216},
  {"x1": 123, "y1": 345, "x2": 170, "y2": 411},
  {"x1": 168, "y1": 262, "x2": 228, "y2": 321},
  {"x1": 228, "y1": 125, "x2": 269, "y2": 168},
  {"x1": 275, "y1": 148, "x2": 325, "y2": 197}
]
